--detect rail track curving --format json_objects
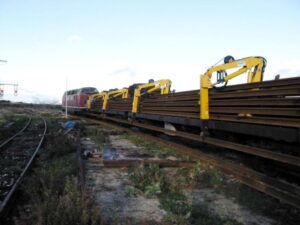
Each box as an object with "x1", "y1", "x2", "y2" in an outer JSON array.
[
  {"x1": 0, "y1": 116, "x2": 32, "y2": 149},
  {"x1": 0, "y1": 117, "x2": 47, "y2": 216}
]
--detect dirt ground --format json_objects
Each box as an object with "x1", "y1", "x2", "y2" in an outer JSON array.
[
  {"x1": 80, "y1": 124, "x2": 281, "y2": 225},
  {"x1": 82, "y1": 136, "x2": 167, "y2": 224}
]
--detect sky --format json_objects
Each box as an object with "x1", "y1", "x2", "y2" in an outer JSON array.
[{"x1": 0, "y1": 0, "x2": 300, "y2": 103}]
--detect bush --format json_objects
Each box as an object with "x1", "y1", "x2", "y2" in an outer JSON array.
[
  {"x1": 128, "y1": 163, "x2": 192, "y2": 224},
  {"x1": 160, "y1": 192, "x2": 191, "y2": 216},
  {"x1": 34, "y1": 178, "x2": 101, "y2": 225},
  {"x1": 128, "y1": 163, "x2": 165, "y2": 197},
  {"x1": 16, "y1": 125, "x2": 101, "y2": 225}
]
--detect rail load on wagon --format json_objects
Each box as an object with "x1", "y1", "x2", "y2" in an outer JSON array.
[{"x1": 62, "y1": 56, "x2": 300, "y2": 143}]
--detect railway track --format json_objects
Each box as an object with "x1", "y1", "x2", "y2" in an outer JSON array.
[
  {"x1": 0, "y1": 116, "x2": 47, "y2": 216},
  {"x1": 0, "y1": 116, "x2": 32, "y2": 149},
  {"x1": 74, "y1": 114, "x2": 300, "y2": 209},
  {"x1": 81, "y1": 112, "x2": 300, "y2": 168}
]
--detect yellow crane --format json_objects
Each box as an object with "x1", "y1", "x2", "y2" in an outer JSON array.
[
  {"x1": 200, "y1": 56, "x2": 266, "y2": 120},
  {"x1": 87, "y1": 92, "x2": 107, "y2": 109},
  {"x1": 102, "y1": 88, "x2": 129, "y2": 111},
  {"x1": 132, "y1": 79, "x2": 171, "y2": 113}
]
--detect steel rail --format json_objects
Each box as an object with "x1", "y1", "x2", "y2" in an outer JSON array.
[
  {"x1": 74, "y1": 114, "x2": 300, "y2": 209},
  {"x1": 79, "y1": 113, "x2": 300, "y2": 167},
  {"x1": 0, "y1": 117, "x2": 47, "y2": 215},
  {"x1": 210, "y1": 107, "x2": 300, "y2": 116},
  {"x1": 134, "y1": 110, "x2": 300, "y2": 128},
  {"x1": 141, "y1": 107, "x2": 300, "y2": 117},
  {"x1": 141, "y1": 98, "x2": 300, "y2": 107},
  {"x1": 211, "y1": 87, "x2": 300, "y2": 99},
  {"x1": 210, "y1": 114, "x2": 300, "y2": 128},
  {"x1": 0, "y1": 117, "x2": 32, "y2": 149},
  {"x1": 215, "y1": 76, "x2": 300, "y2": 92}
]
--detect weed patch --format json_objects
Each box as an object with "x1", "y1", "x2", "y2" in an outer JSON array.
[
  {"x1": 0, "y1": 114, "x2": 28, "y2": 140},
  {"x1": 160, "y1": 192, "x2": 191, "y2": 216},
  {"x1": 14, "y1": 119, "x2": 101, "y2": 225},
  {"x1": 126, "y1": 186, "x2": 142, "y2": 197},
  {"x1": 125, "y1": 134, "x2": 176, "y2": 158},
  {"x1": 32, "y1": 178, "x2": 101, "y2": 225},
  {"x1": 82, "y1": 125, "x2": 108, "y2": 146},
  {"x1": 128, "y1": 163, "x2": 192, "y2": 224},
  {"x1": 128, "y1": 163, "x2": 165, "y2": 198}
]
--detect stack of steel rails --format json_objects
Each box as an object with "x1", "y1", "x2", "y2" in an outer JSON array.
[
  {"x1": 140, "y1": 77, "x2": 300, "y2": 124},
  {"x1": 90, "y1": 98, "x2": 104, "y2": 111},
  {"x1": 137, "y1": 77, "x2": 300, "y2": 142},
  {"x1": 88, "y1": 77, "x2": 300, "y2": 142},
  {"x1": 107, "y1": 97, "x2": 133, "y2": 112},
  {"x1": 140, "y1": 90, "x2": 199, "y2": 118},
  {"x1": 210, "y1": 76, "x2": 300, "y2": 127}
]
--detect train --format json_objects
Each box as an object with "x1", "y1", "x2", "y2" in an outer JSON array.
[
  {"x1": 62, "y1": 87, "x2": 98, "y2": 112},
  {"x1": 62, "y1": 56, "x2": 300, "y2": 144}
]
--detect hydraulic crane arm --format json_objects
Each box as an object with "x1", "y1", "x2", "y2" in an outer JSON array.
[
  {"x1": 87, "y1": 92, "x2": 107, "y2": 109},
  {"x1": 200, "y1": 56, "x2": 266, "y2": 120},
  {"x1": 132, "y1": 79, "x2": 171, "y2": 113},
  {"x1": 102, "y1": 88, "x2": 128, "y2": 111}
]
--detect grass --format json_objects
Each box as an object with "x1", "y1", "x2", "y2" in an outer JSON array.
[
  {"x1": 123, "y1": 132, "x2": 284, "y2": 224},
  {"x1": 14, "y1": 118, "x2": 101, "y2": 225},
  {"x1": 126, "y1": 186, "x2": 142, "y2": 197},
  {"x1": 81, "y1": 125, "x2": 111, "y2": 147},
  {"x1": 128, "y1": 163, "x2": 165, "y2": 198},
  {"x1": 128, "y1": 163, "x2": 192, "y2": 225},
  {"x1": 127, "y1": 161, "x2": 249, "y2": 225},
  {"x1": 32, "y1": 177, "x2": 101, "y2": 225},
  {"x1": 160, "y1": 191, "x2": 191, "y2": 216},
  {"x1": 124, "y1": 134, "x2": 177, "y2": 158},
  {"x1": 125, "y1": 135, "x2": 236, "y2": 225},
  {"x1": 0, "y1": 113, "x2": 29, "y2": 140}
]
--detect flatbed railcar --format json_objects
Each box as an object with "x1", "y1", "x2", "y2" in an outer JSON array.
[
  {"x1": 63, "y1": 56, "x2": 300, "y2": 144},
  {"x1": 87, "y1": 77, "x2": 300, "y2": 144}
]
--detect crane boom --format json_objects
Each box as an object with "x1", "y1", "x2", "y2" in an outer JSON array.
[
  {"x1": 87, "y1": 92, "x2": 107, "y2": 109},
  {"x1": 200, "y1": 56, "x2": 266, "y2": 120},
  {"x1": 132, "y1": 79, "x2": 171, "y2": 113},
  {"x1": 102, "y1": 88, "x2": 128, "y2": 111}
]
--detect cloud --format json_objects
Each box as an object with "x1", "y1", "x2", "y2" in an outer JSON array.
[
  {"x1": 67, "y1": 35, "x2": 82, "y2": 42},
  {"x1": 266, "y1": 60, "x2": 300, "y2": 80},
  {"x1": 108, "y1": 67, "x2": 136, "y2": 77}
]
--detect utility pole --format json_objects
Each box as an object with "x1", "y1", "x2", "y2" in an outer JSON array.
[{"x1": 65, "y1": 76, "x2": 68, "y2": 118}]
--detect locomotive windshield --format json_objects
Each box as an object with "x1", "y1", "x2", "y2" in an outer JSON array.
[{"x1": 81, "y1": 87, "x2": 98, "y2": 94}]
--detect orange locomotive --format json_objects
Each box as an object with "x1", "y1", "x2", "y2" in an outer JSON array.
[{"x1": 62, "y1": 87, "x2": 98, "y2": 112}]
